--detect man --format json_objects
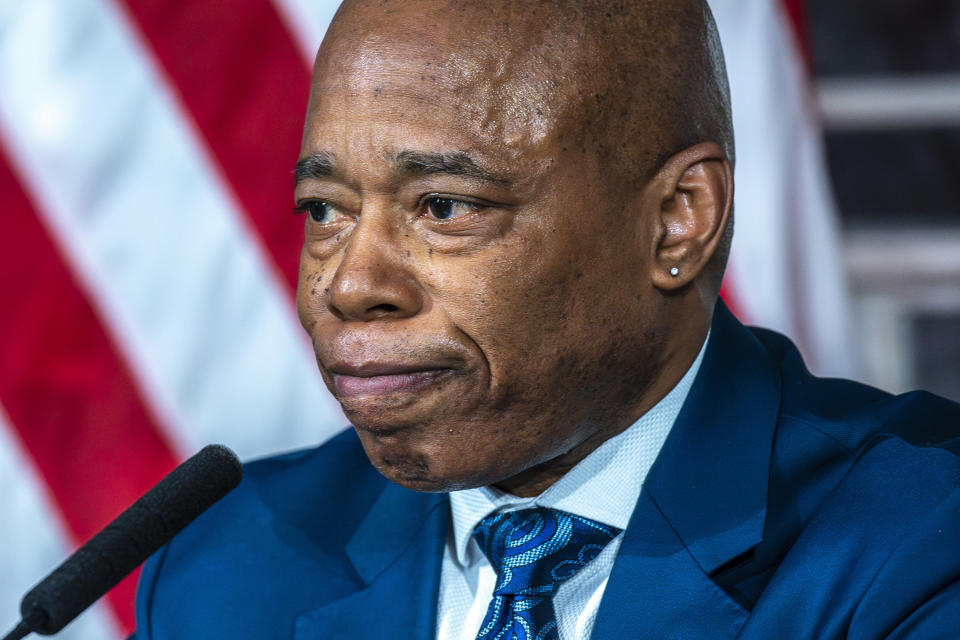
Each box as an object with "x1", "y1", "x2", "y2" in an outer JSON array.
[{"x1": 134, "y1": 0, "x2": 960, "y2": 638}]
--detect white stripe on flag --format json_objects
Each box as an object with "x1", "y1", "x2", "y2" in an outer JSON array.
[
  {"x1": 710, "y1": 0, "x2": 856, "y2": 377},
  {"x1": 0, "y1": 0, "x2": 346, "y2": 460},
  {"x1": 271, "y1": 0, "x2": 342, "y2": 64},
  {"x1": 0, "y1": 405, "x2": 121, "y2": 640}
]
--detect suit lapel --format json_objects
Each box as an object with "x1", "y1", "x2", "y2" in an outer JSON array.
[
  {"x1": 592, "y1": 492, "x2": 750, "y2": 639},
  {"x1": 593, "y1": 303, "x2": 781, "y2": 639},
  {"x1": 293, "y1": 483, "x2": 449, "y2": 640}
]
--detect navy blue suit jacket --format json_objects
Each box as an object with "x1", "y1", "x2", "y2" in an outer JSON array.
[{"x1": 133, "y1": 304, "x2": 960, "y2": 638}]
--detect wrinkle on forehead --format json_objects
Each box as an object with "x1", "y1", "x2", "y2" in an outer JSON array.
[
  {"x1": 434, "y1": 26, "x2": 586, "y2": 147},
  {"x1": 312, "y1": 2, "x2": 593, "y2": 150}
]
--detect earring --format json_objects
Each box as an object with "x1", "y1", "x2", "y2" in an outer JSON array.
[{"x1": 669, "y1": 267, "x2": 680, "y2": 277}]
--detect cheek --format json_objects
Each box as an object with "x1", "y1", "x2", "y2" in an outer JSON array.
[
  {"x1": 295, "y1": 254, "x2": 334, "y2": 333},
  {"x1": 427, "y1": 242, "x2": 547, "y2": 346},
  {"x1": 428, "y1": 233, "x2": 600, "y2": 387}
]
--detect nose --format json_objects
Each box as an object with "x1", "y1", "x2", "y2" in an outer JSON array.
[{"x1": 326, "y1": 215, "x2": 423, "y2": 322}]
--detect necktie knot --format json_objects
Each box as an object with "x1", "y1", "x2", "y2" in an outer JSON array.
[{"x1": 471, "y1": 507, "x2": 621, "y2": 639}]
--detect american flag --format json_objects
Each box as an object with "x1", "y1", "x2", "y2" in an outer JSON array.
[{"x1": 0, "y1": 0, "x2": 852, "y2": 637}]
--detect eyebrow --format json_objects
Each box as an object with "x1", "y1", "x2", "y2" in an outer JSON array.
[
  {"x1": 393, "y1": 150, "x2": 512, "y2": 185},
  {"x1": 294, "y1": 152, "x2": 337, "y2": 185},
  {"x1": 294, "y1": 150, "x2": 512, "y2": 187}
]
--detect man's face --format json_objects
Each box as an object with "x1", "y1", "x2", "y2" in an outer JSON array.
[{"x1": 296, "y1": 7, "x2": 666, "y2": 493}]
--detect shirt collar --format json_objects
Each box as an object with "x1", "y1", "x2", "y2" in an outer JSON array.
[{"x1": 448, "y1": 334, "x2": 710, "y2": 567}]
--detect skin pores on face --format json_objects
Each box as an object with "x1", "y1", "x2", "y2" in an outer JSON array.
[{"x1": 295, "y1": 1, "x2": 693, "y2": 496}]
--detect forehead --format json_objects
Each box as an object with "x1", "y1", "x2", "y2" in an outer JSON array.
[{"x1": 303, "y1": 5, "x2": 590, "y2": 161}]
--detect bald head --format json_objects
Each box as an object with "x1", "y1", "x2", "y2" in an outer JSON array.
[{"x1": 316, "y1": 0, "x2": 734, "y2": 282}]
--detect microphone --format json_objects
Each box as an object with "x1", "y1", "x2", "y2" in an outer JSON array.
[{"x1": 3, "y1": 444, "x2": 243, "y2": 640}]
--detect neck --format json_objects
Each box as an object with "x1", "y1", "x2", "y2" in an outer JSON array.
[{"x1": 495, "y1": 315, "x2": 710, "y2": 498}]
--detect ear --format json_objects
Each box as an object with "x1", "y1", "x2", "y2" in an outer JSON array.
[{"x1": 646, "y1": 142, "x2": 733, "y2": 292}]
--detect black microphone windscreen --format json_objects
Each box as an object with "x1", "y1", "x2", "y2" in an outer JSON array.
[{"x1": 18, "y1": 444, "x2": 242, "y2": 635}]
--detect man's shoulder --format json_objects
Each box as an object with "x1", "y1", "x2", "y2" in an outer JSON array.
[
  {"x1": 134, "y1": 429, "x2": 391, "y2": 638},
  {"x1": 244, "y1": 428, "x2": 386, "y2": 507},
  {"x1": 228, "y1": 428, "x2": 389, "y2": 535},
  {"x1": 752, "y1": 325, "x2": 960, "y2": 455},
  {"x1": 742, "y1": 434, "x2": 960, "y2": 638},
  {"x1": 756, "y1": 323, "x2": 960, "y2": 552},
  {"x1": 713, "y1": 327, "x2": 960, "y2": 636},
  {"x1": 172, "y1": 426, "x2": 387, "y2": 547}
]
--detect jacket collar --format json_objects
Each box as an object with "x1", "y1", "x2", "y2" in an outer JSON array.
[
  {"x1": 593, "y1": 301, "x2": 781, "y2": 639},
  {"x1": 294, "y1": 483, "x2": 448, "y2": 640},
  {"x1": 645, "y1": 300, "x2": 780, "y2": 573},
  {"x1": 345, "y1": 482, "x2": 448, "y2": 585}
]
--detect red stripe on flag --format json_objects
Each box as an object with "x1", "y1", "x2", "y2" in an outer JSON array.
[
  {"x1": 116, "y1": 0, "x2": 312, "y2": 294},
  {"x1": 0, "y1": 145, "x2": 180, "y2": 633},
  {"x1": 780, "y1": 0, "x2": 810, "y2": 65},
  {"x1": 720, "y1": 280, "x2": 744, "y2": 321}
]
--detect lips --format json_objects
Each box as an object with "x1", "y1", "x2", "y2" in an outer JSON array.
[{"x1": 327, "y1": 361, "x2": 455, "y2": 397}]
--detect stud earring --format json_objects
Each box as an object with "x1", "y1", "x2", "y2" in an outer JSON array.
[{"x1": 669, "y1": 267, "x2": 680, "y2": 277}]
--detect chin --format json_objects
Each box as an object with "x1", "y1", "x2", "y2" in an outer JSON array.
[
  {"x1": 358, "y1": 431, "x2": 440, "y2": 491},
  {"x1": 371, "y1": 458, "x2": 461, "y2": 493},
  {"x1": 358, "y1": 431, "x2": 499, "y2": 493}
]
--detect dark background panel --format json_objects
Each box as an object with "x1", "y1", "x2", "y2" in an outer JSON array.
[
  {"x1": 913, "y1": 314, "x2": 960, "y2": 401},
  {"x1": 825, "y1": 130, "x2": 960, "y2": 227},
  {"x1": 807, "y1": 0, "x2": 960, "y2": 401},
  {"x1": 808, "y1": 0, "x2": 960, "y2": 75}
]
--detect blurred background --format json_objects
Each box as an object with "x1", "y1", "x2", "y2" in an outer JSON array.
[
  {"x1": 0, "y1": 0, "x2": 957, "y2": 638},
  {"x1": 808, "y1": 0, "x2": 960, "y2": 402}
]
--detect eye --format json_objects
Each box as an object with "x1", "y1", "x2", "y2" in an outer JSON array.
[
  {"x1": 425, "y1": 197, "x2": 478, "y2": 221},
  {"x1": 294, "y1": 200, "x2": 344, "y2": 224}
]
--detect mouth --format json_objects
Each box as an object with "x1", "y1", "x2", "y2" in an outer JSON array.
[{"x1": 328, "y1": 362, "x2": 456, "y2": 398}]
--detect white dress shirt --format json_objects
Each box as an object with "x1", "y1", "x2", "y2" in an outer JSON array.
[{"x1": 436, "y1": 338, "x2": 709, "y2": 639}]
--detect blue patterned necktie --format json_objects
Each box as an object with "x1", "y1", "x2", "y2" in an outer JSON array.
[{"x1": 472, "y1": 507, "x2": 622, "y2": 640}]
